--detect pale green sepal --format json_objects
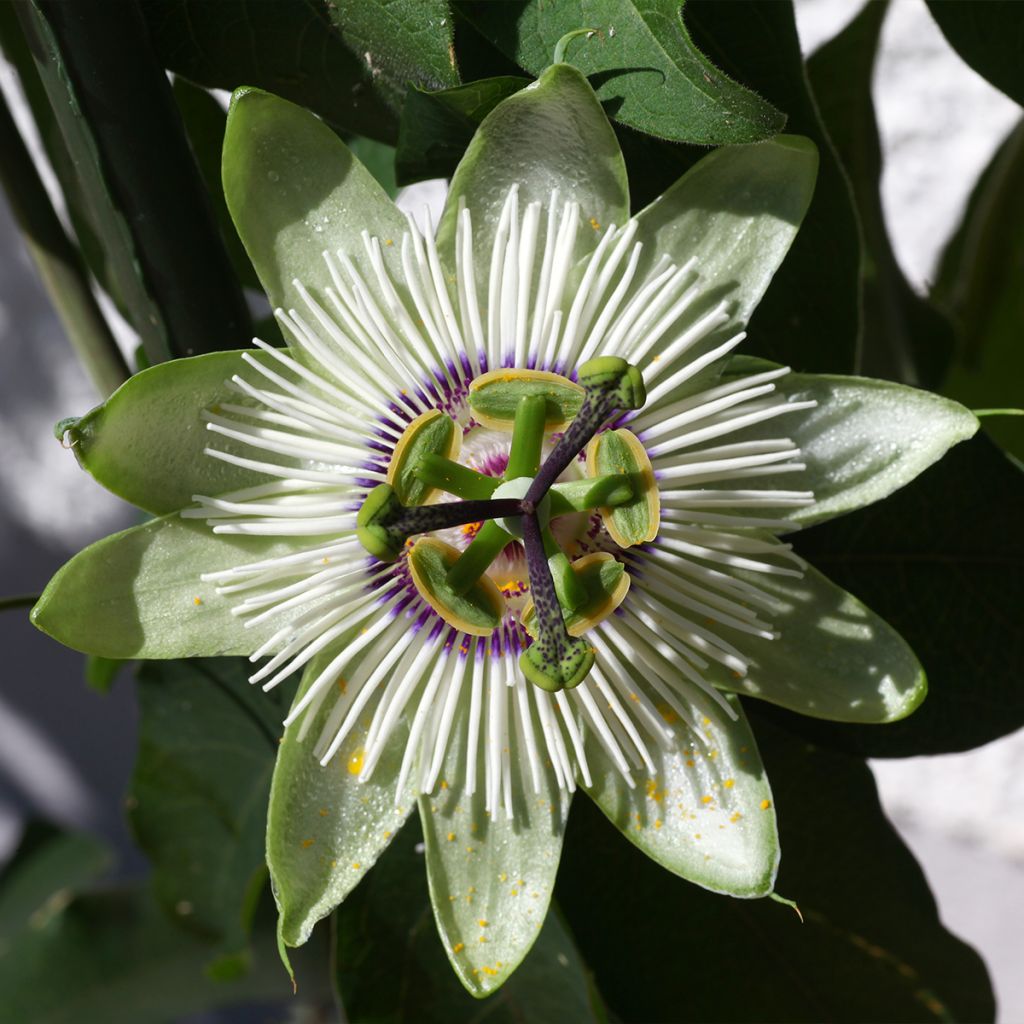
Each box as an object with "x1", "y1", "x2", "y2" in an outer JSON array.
[
  {"x1": 708, "y1": 564, "x2": 927, "y2": 724},
  {"x1": 30, "y1": 516, "x2": 313, "y2": 659},
  {"x1": 437, "y1": 63, "x2": 629, "y2": 277},
  {"x1": 585, "y1": 695, "x2": 778, "y2": 898},
  {"x1": 418, "y1": 695, "x2": 570, "y2": 997},
  {"x1": 268, "y1": 646, "x2": 415, "y2": 948},
  {"x1": 63, "y1": 350, "x2": 277, "y2": 515},
  {"x1": 722, "y1": 363, "x2": 980, "y2": 528},
  {"x1": 223, "y1": 88, "x2": 408, "y2": 313},
  {"x1": 631, "y1": 136, "x2": 818, "y2": 391}
]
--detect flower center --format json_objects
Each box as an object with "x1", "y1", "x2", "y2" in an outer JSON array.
[{"x1": 357, "y1": 355, "x2": 658, "y2": 692}]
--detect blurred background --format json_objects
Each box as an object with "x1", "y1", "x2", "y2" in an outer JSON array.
[{"x1": 1, "y1": 1, "x2": 1022, "y2": 1020}]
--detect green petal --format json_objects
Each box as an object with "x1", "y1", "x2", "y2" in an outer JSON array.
[
  {"x1": 709, "y1": 564, "x2": 927, "y2": 723},
  {"x1": 736, "y1": 369, "x2": 978, "y2": 527},
  {"x1": 223, "y1": 88, "x2": 407, "y2": 312},
  {"x1": 631, "y1": 136, "x2": 818, "y2": 382},
  {"x1": 437, "y1": 63, "x2": 629, "y2": 275},
  {"x1": 585, "y1": 696, "x2": 778, "y2": 898},
  {"x1": 63, "y1": 350, "x2": 275, "y2": 515},
  {"x1": 268, "y1": 646, "x2": 414, "y2": 948},
  {"x1": 30, "y1": 516, "x2": 308, "y2": 658},
  {"x1": 417, "y1": 694, "x2": 570, "y2": 997}
]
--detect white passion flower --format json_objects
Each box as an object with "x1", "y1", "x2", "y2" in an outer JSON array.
[
  {"x1": 181, "y1": 183, "x2": 815, "y2": 817},
  {"x1": 34, "y1": 66, "x2": 974, "y2": 995}
]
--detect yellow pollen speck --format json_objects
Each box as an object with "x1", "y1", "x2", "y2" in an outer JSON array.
[
  {"x1": 654, "y1": 819, "x2": 663, "y2": 830},
  {"x1": 478, "y1": 936, "x2": 487, "y2": 944},
  {"x1": 694, "y1": 833, "x2": 702, "y2": 840},
  {"x1": 192, "y1": 596, "x2": 202, "y2": 606},
  {"x1": 657, "y1": 703, "x2": 677, "y2": 724},
  {"x1": 702, "y1": 717, "x2": 711, "y2": 726},
  {"x1": 322, "y1": 557, "x2": 330, "y2": 564},
  {"x1": 300, "y1": 838, "x2": 315, "y2": 848},
  {"x1": 440, "y1": 780, "x2": 449, "y2": 790},
  {"x1": 352, "y1": 861, "x2": 361, "y2": 869},
  {"x1": 318, "y1": 808, "x2": 329, "y2": 817},
  {"x1": 347, "y1": 748, "x2": 365, "y2": 775},
  {"x1": 447, "y1": 832, "x2": 456, "y2": 842},
  {"x1": 383, "y1": 830, "x2": 391, "y2": 839},
  {"x1": 465, "y1": 846, "x2": 475, "y2": 853},
  {"x1": 589, "y1": 217, "x2": 601, "y2": 230},
  {"x1": 483, "y1": 966, "x2": 498, "y2": 976},
  {"x1": 701, "y1": 795, "x2": 713, "y2": 805},
  {"x1": 685, "y1": 759, "x2": 695, "y2": 768},
  {"x1": 330, "y1": 859, "x2": 337, "y2": 867},
  {"x1": 517, "y1": 879, "x2": 525, "y2": 886},
  {"x1": 453, "y1": 942, "x2": 464, "y2": 953},
  {"x1": 724, "y1": 778, "x2": 735, "y2": 789},
  {"x1": 385, "y1": 238, "x2": 394, "y2": 246},
  {"x1": 510, "y1": 889, "x2": 518, "y2": 896},
  {"x1": 336, "y1": 677, "x2": 347, "y2": 693},
  {"x1": 760, "y1": 799, "x2": 772, "y2": 811},
  {"x1": 499, "y1": 872, "x2": 508, "y2": 882},
  {"x1": 730, "y1": 812, "x2": 742, "y2": 823},
  {"x1": 478, "y1": 919, "x2": 488, "y2": 927}
]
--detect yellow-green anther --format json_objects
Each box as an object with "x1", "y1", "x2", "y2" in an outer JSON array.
[
  {"x1": 413, "y1": 453, "x2": 498, "y2": 501},
  {"x1": 548, "y1": 474, "x2": 635, "y2": 515},
  {"x1": 506, "y1": 394, "x2": 548, "y2": 479},
  {"x1": 542, "y1": 529, "x2": 588, "y2": 613},
  {"x1": 446, "y1": 521, "x2": 513, "y2": 596}
]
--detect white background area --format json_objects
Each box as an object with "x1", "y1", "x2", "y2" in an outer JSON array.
[{"x1": 0, "y1": 0, "x2": 1021, "y2": 1019}]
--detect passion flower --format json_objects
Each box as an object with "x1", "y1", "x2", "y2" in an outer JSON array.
[{"x1": 32, "y1": 60, "x2": 977, "y2": 995}]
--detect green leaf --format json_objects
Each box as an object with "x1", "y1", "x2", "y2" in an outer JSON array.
[
  {"x1": 31, "y1": 515, "x2": 306, "y2": 659},
  {"x1": 323, "y1": 0, "x2": 460, "y2": 119},
  {"x1": 935, "y1": 118, "x2": 1024, "y2": 459},
  {"x1": 455, "y1": 0, "x2": 785, "y2": 144},
  {"x1": 559, "y1": 712, "x2": 994, "y2": 1022},
  {"x1": 396, "y1": 77, "x2": 529, "y2": 185},
  {"x1": 682, "y1": 0, "x2": 862, "y2": 374},
  {"x1": 0, "y1": 824, "x2": 110, "y2": 952},
  {"x1": 63, "y1": 350, "x2": 272, "y2": 516},
  {"x1": 128, "y1": 658, "x2": 283, "y2": 956},
  {"x1": 143, "y1": 0, "x2": 458, "y2": 145},
  {"x1": 926, "y1": 0, "x2": 1024, "y2": 106},
  {"x1": 267, "y1": 647, "x2": 415, "y2": 949},
  {"x1": 436, "y1": 62, "x2": 629, "y2": 282},
  {"x1": 629, "y1": 135, "x2": 817, "y2": 396},
  {"x1": 223, "y1": 87, "x2": 408, "y2": 314},
  {"x1": 585, "y1": 696, "x2": 778, "y2": 897},
  {"x1": 18, "y1": 0, "x2": 252, "y2": 362},
  {"x1": 808, "y1": 1, "x2": 955, "y2": 387},
  {"x1": 335, "y1": 823, "x2": 606, "y2": 1021},
  {"x1": 0, "y1": 4, "x2": 117, "y2": 309},
  {"x1": 712, "y1": 564, "x2": 926, "y2": 723},
  {"x1": 0, "y1": 886, "x2": 321, "y2": 1024},
  {"x1": 719, "y1": 363, "x2": 979, "y2": 527},
  {"x1": 417, "y1": 705, "x2": 570, "y2": 996},
  {"x1": 13, "y1": 2, "x2": 168, "y2": 360},
  {"x1": 786, "y1": 433, "x2": 1024, "y2": 757}
]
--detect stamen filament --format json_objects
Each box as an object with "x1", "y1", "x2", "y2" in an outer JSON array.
[
  {"x1": 506, "y1": 394, "x2": 548, "y2": 479},
  {"x1": 413, "y1": 453, "x2": 498, "y2": 500},
  {"x1": 446, "y1": 521, "x2": 513, "y2": 595}
]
